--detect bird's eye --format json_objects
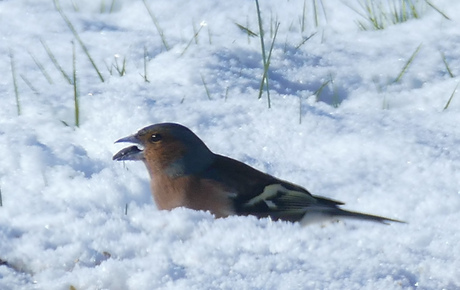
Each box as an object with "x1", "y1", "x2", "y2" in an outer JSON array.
[{"x1": 150, "y1": 134, "x2": 162, "y2": 143}]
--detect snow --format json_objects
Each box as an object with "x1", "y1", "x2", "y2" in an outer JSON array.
[{"x1": 1, "y1": 0, "x2": 460, "y2": 289}]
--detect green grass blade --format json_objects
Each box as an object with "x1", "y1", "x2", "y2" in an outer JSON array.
[
  {"x1": 313, "y1": 79, "x2": 330, "y2": 102},
  {"x1": 301, "y1": 0, "x2": 307, "y2": 32},
  {"x1": 393, "y1": 44, "x2": 422, "y2": 83},
  {"x1": 258, "y1": 22, "x2": 279, "y2": 108},
  {"x1": 312, "y1": 0, "x2": 319, "y2": 27},
  {"x1": 40, "y1": 39, "x2": 72, "y2": 84},
  {"x1": 207, "y1": 25, "x2": 212, "y2": 45},
  {"x1": 142, "y1": 0, "x2": 170, "y2": 51},
  {"x1": 440, "y1": 52, "x2": 454, "y2": 78},
  {"x1": 181, "y1": 24, "x2": 204, "y2": 57},
  {"x1": 200, "y1": 73, "x2": 212, "y2": 100},
  {"x1": 425, "y1": 0, "x2": 450, "y2": 20},
  {"x1": 72, "y1": 42, "x2": 79, "y2": 127},
  {"x1": 9, "y1": 49, "x2": 21, "y2": 116},
  {"x1": 141, "y1": 46, "x2": 150, "y2": 82},
  {"x1": 54, "y1": 0, "x2": 105, "y2": 82},
  {"x1": 20, "y1": 74, "x2": 39, "y2": 95},
  {"x1": 443, "y1": 83, "x2": 458, "y2": 111},
  {"x1": 224, "y1": 86, "x2": 229, "y2": 101},
  {"x1": 235, "y1": 23, "x2": 258, "y2": 37},
  {"x1": 295, "y1": 32, "x2": 316, "y2": 50},
  {"x1": 28, "y1": 51, "x2": 53, "y2": 84},
  {"x1": 255, "y1": 0, "x2": 272, "y2": 107}
]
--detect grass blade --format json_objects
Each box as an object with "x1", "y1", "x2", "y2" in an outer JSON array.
[
  {"x1": 72, "y1": 42, "x2": 79, "y2": 127},
  {"x1": 20, "y1": 74, "x2": 40, "y2": 95},
  {"x1": 441, "y1": 52, "x2": 454, "y2": 78},
  {"x1": 28, "y1": 51, "x2": 53, "y2": 84},
  {"x1": 235, "y1": 23, "x2": 258, "y2": 37},
  {"x1": 295, "y1": 32, "x2": 316, "y2": 50},
  {"x1": 200, "y1": 73, "x2": 212, "y2": 100},
  {"x1": 40, "y1": 39, "x2": 72, "y2": 84},
  {"x1": 301, "y1": 0, "x2": 307, "y2": 32},
  {"x1": 54, "y1": 0, "x2": 105, "y2": 82},
  {"x1": 142, "y1": 0, "x2": 170, "y2": 51},
  {"x1": 257, "y1": 22, "x2": 279, "y2": 108},
  {"x1": 314, "y1": 79, "x2": 330, "y2": 102},
  {"x1": 255, "y1": 0, "x2": 278, "y2": 108},
  {"x1": 9, "y1": 49, "x2": 21, "y2": 116},
  {"x1": 393, "y1": 44, "x2": 422, "y2": 83},
  {"x1": 443, "y1": 83, "x2": 458, "y2": 111},
  {"x1": 425, "y1": 0, "x2": 450, "y2": 20},
  {"x1": 141, "y1": 46, "x2": 150, "y2": 82},
  {"x1": 181, "y1": 23, "x2": 204, "y2": 57}
]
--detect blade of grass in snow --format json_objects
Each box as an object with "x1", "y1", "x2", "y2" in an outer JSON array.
[
  {"x1": 224, "y1": 86, "x2": 229, "y2": 101},
  {"x1": 113, "y1": 55, "x2": 126, "y2": 76},
  {"x1": 54, "y1": 0, "x2": 105, "y2": 82},
  {"x1": 9, "y1": 49, "x2": 21, "y2": 116},
  {"x1": 255, "y1": 0, "x2": 267, "y2": 99},
  {"x1": 425, "y1": 0, "x2": 450, "y2": 20},
  {"x1": 72, "y1": 42, "x2": 79, "y2": 127},
  {"x1": 298, "y1": 96, "x2": 302, "y2": 124},
  {"x1": 141, "y1": 46, "x2": 149, "y2": 82},
  {"x1": 255, "y1": 0, "x2": 279, "y2": 108},
  {"x1": 393, "y1": 44, "x2": 422, "y2": 83},
  {"x1": 142, "y1": 0, "x2": 170, "y2": 51},
  {"x1": 181, "y1": 23, "x2": 205, "y2": 56},
  {"x1": 441, "y1": 52, "x2": 454, "y2": 78},
  {"x1": 351, "y1": 0, "x2": 427, "y2": 30},
  {"x1": 235, "y1": 23, "x2": 258, "y2": 38},
  {"x1": 200, "y1": 73, "x2": 212, "y2": 100},
  {"x1": 100, "y1": 0, "x2": 117, "y2": 14},
  {"x1": 295, "y1": 32, "x2": 316, "y2": 49},
  {"x1": 104, "y1": 60, "x2": 113, "y2": 76},
  {"x1": 40, "y1": 39, "x2": 72, "y2": 84},
  {"x1": 329, "y1": 74, "x2": 341, "y2": 108},
  {"x1": 382, "y1": 94, "x2": 389, "y2": 110},
  {"x1": 312, "y1": 0, "x2": 327, "y2": 27},
  {"x1": 192, "y1": 20, "x2": 199, "y2": 45},
  {"x1": 313, "y1": 0, "x2": 319, "y2": 27},
  {"x1": 443, "y1": 83, "x2": 458, "y2": 111},
  {"x1": 314, "y1": 79, "x2": 330, "y2": 102},
  {"x1": 257, "y1": 21, "x2": 279, "y2": 109},
  {"x1": 301, "y1": 0, "x2": 307, "y2": 33},
  {"x1": 20, "y1": 74, "x2": 39, "y2": 95},
  {"x1": 207, "y1": 25, "x2": 212, "y2": 45},
  {"x1": 269, "y1": 11, "x2": 278, "y2": 38},
  {"x1": 28, "y1": 51, "x2": 53, "y2": 84},
  {"x1": 70, "y1": 0, "x2": 79, "y2": 12}
]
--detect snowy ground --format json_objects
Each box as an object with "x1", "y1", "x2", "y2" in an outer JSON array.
[{"x1": 1, "y1": 0, "x2": 460, "y2": 289}]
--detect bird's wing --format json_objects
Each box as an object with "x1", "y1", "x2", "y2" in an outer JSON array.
[{"x1": 201, "y1": 154, "x2": 344, "y2": 222}]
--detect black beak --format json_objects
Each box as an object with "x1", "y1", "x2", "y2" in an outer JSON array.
[{"x1": 113, "y1": 135, "x2": 145, "y2": 161}]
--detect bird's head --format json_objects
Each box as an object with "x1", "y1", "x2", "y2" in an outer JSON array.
[{"x1": 113, "y1": 123, "x2": 215, "y2": 178}]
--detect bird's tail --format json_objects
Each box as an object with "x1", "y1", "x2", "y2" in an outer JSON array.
[{"x1": 300, "y1": 206, "x2": 405, "y2": 225}]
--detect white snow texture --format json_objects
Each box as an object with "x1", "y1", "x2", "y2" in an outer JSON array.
[{"x1": 1, "y1": 0, "x2": 459, "y2": 289}]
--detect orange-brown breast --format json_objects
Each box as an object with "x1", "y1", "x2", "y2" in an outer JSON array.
[{"x1": 150, "y1": 173, "x2": 235, "y2": 218}]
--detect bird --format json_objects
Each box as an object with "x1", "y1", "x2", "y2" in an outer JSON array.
[{"x1": 113, "y1": 123, "x2": 404, "y2": 225}]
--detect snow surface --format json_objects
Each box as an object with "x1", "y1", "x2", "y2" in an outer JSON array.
[{"x1": 1, "y1": 0, "x2": 460, "y2": 289}]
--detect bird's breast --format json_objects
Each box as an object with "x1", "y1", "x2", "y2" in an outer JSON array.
[{"x1": 150, "y1": 175, "x2": 235, "y2": 218}]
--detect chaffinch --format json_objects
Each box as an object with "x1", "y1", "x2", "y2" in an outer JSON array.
[{"x1": 113, "y1": 123, "x2": 403, "y2": 224}]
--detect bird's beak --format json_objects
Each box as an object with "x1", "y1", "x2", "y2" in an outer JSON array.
[{"x1": 113, "y1": 134, "x2": 145, "y2": 161}]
